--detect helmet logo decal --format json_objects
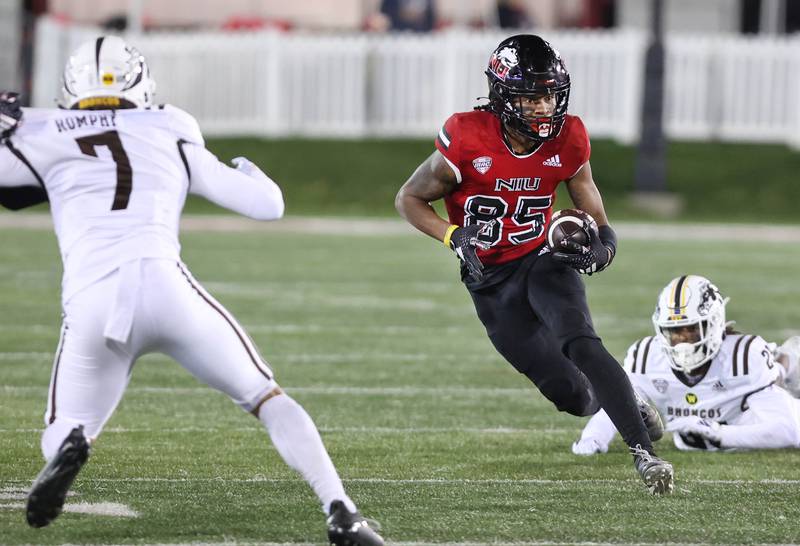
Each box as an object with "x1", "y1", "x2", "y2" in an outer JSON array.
[
  {"x1": 652, "y1": 379, "x2": 669, "y2": 394},
  {"x1": 698, "y1": 282, "x2": 719, "y2": 314},
  {"x1": 102, "y1": 72, "x2": 115, "y2": 86},
  {"x1": 472, "y1": 156, "x2": 492, "y2": 174},
  {"x1": 685, "y1": 392, "x2": 698, "y2": 405},
  {"x1": 488, "y1": 47, "x2": 519, "y2": 81}
]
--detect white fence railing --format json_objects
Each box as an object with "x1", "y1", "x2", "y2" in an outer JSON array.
[{"x1": 32, "y1": 17, "x2": 800, "y2": 147}]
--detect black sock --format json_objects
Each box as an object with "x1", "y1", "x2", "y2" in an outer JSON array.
[{"x1": 566, "y1": 336, "x2": 653, "y2": 453}]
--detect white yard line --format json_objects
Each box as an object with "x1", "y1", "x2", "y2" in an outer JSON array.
[
  {"x1": 0, "y1": 352, "x2": 493, "y2": 363},
  {"x1": 7, "y1": 543, "x2": 733, "y2": 546},
  {"x1": 0, "y1": 501, "x2": 138, "y2": 517},
  {"x1": 4, "y1": 477, "x2": 800, "y2": 486},
  {"x1": 2, "y1": 385, "x2": 538, "y2": 395},
  {"x1": 2, "y1": 214, "x2": 800, "y2": 241},
  {"x1": 1, "y1": 426, "x2": 570, "y2": 434}
]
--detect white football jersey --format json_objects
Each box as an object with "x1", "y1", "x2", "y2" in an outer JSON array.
[
  {"x1": 2, "y1": 106, "x2": 203, "y2": 301},
  {"x1": 624, "y1": 333, "x2": 780, "y2": 426}
]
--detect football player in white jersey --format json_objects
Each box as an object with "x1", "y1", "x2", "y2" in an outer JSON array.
[
  {"x1": 0, "y1": 36, "x2": 383, "y2": 545},
  {"x1": 571, "y1": 275, "x2": 800, "y2": 454}
]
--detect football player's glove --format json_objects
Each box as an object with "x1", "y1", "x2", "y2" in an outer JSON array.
[
  {"x1": 552, "y1": 222, "x2": 615, "y2": 275},
  {"x1": 0, "y1": 91, "x2": 22, "y2": 141},
  {"x1": 445, "y1": 222, "x2": 494, "y2": 282},
  {"x1": 231, "y1": 156, "x2": 263, "y2": 178},
  {"x1": 571, "y1": 437, "x2": 608, "y2": 456},
  {"x1": 674, "y1": 417, "x2": 722, "y2": 450}
]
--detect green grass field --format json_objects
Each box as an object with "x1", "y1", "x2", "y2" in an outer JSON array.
[{"x1": 1, "y1": 223, "x2": 800, "y2": 545}]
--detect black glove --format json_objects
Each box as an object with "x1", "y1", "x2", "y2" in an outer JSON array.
[
  {"x1": 0, "y1": 91, "x2": 23, "y2": 141},
  {"x1": 552, "y1": 222, "x2": 616, "y2": 275},
  {"x1": 447, "y1": 222, "x2": 493, "y2": 282}
]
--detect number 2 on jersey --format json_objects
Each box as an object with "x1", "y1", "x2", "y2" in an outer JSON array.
[{"x1": 75, "y1": 130, "x2": 133, "y2": 210}]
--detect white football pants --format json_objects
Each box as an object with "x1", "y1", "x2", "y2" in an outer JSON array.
[{"x1": 42, "y1": 258, "x2": 277, "y2": 459}]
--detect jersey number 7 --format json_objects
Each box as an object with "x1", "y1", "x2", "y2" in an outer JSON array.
[{"x1": 76, "y1": 130, "x2": 132, "y2": 210}]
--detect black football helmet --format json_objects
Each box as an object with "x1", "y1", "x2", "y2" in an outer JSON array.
[{"x1": 484, "y1": 34, "x2": 571, "y2": 142}]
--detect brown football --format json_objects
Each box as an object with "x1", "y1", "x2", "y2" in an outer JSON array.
[{"x1": 546, "y1": 209, "x2": 596, "y2": 252}]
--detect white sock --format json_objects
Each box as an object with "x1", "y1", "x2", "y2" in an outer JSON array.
[{"x1": 258, "y1": 393, "x2": 357, "y2": 515}]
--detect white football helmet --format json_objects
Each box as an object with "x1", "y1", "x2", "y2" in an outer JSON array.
[
  {"x1": 652, "y1": 275, "x2": 729, "y2": 374},
  {"x1": 60, "y1": 36, "x2": 155, "y2": 110}
]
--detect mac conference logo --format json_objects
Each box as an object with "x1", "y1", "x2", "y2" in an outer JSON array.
[{"x1": 472, "y1": 156, "x2": 492, "y2": 174}]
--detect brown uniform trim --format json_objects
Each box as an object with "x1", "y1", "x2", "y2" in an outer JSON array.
[
  {"x1": 732, "y1": 336, "x2": 746, "y2": 376},
  {"x1": 630, "y1": 339, "x2": 643, "y2": 374},
  {"x1": 250, "y1": 386, "x2": 283, "y2": 417},
  {"x1": 740, "y1": 380, "x2": 776, "y2": 412},
  {"x1": 5, "y1": 140, "x2": 47, "y2": 191},
  {"x1": 175, "y1": 262, "x2": 272, "y2": 381},
  {"x1": 176, "y1": 139, "x2": 191, "y2": 189},
  {"x1": 640, "y1": 337, "x2": 654, "y2": 374},
  {"x1": 742, "y1": 335, "x2": 756, "y2": 375},
  {"x1": 48, "y1": 324, "x2": 69, "y2": 424}
]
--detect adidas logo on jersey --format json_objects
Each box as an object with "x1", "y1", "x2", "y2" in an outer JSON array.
[
  {"x1": 542, "y1": 154, "x2": 562, "y2": 167},
  {"x1": 711, "y1": 380, "x2": 726, "y2": 391}
]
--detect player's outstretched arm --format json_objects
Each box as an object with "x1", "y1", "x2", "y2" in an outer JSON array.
[
  {"x1": 396, "y1": 151, "x2": 488, "y2": 281},
  {"x1": 0, "y1": 96, "x2": 48, "y2": 210},
  {"x1": 184, "y1": 144, "x2": 284, "y2": 220}
]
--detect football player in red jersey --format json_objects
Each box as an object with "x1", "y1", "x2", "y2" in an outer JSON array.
[{"x1": 396, "y1": 34, "x2": 675, "y2": 494}]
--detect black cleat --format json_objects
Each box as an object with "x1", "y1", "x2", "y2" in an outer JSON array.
[
  {"x1": 634, "y1": 390, "x2": 664, "y2": 442},
  {"x1": 26, "y1": 425, "x2": 90, "y2": 528},
  {"x1": 327, "y1": 500, "x2": 385, "y2": 546},
  {"x1": 631, "y1": 444, "x2": 674, "y2": 496}
]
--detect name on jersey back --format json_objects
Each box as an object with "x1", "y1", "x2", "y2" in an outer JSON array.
[{"x1": 55, "y1": 112, "x2": 117, "y2": 133}]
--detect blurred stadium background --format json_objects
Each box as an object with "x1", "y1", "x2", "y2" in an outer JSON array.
[
  {"x1": 2, "y1": 1, "x2": 800, "y2": 545},
  {"x1": 0, "y1": 0, "x2": 799, "y2": 220}
]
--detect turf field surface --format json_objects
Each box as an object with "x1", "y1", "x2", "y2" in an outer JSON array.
[{"x1": 1, "y1": 219, "x2": 799, "y2": 545}]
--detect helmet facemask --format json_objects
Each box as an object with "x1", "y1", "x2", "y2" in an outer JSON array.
[
  {"x1": 652, "y1": 275, "x2": 729, "y2": 374},
  {"x1": 489, "y1": 81, "x2": 570, "y2": 142}
]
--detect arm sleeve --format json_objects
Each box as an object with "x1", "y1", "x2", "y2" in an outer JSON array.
[
  {"x1": 183, "y1": 143, "x2": 284, "y2": 221},
  {"x1": 717, "y1": 386, "x2": 800, "y2": 449},
  {"x1": 577, "y1": 409, "x2": 618, "y2": 448}
]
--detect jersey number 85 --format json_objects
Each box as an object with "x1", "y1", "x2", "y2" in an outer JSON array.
[{"x1": 464, "y1": 195, "x2": 551, "y2": 246}]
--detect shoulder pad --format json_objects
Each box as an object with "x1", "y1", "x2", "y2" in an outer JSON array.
[{"x1": 160, "y1": 104, "x2": 204, "y2": 146}]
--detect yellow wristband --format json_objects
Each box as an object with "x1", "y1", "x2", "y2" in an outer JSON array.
[{"x1": 442, "y1": 224, "x2": 459, "y2": 248}]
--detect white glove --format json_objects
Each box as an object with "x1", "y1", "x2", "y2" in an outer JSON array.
[
  {"x1": 677, "y1": 418, "x2": 722, "y2": 449},
  {"x1": 571, "y1": 437, "x2": 608, "y2": 456},
  {"x1": 231, "y1": 156, "x2": 268, "y2": 181},
  {"x1": 776, "y1": 336, "x2": 800, "y2": 398}
]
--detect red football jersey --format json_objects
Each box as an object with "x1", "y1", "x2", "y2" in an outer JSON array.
[{"x1": 435, "y1": 111, "x2": 590, "y2": 265}]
